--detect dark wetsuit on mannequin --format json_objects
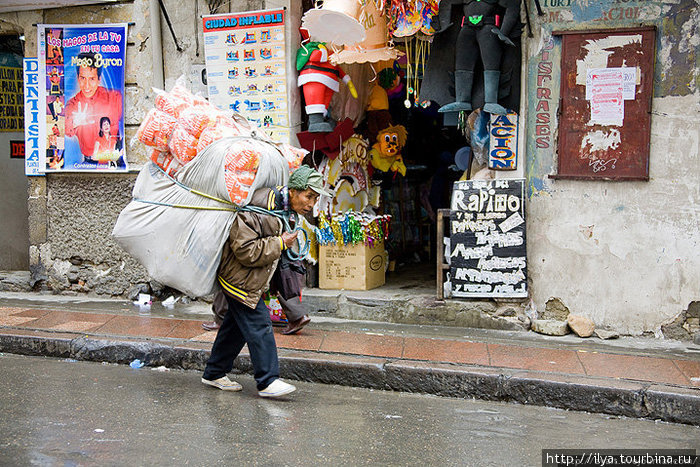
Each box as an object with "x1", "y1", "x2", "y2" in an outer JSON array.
[{"x1": 438, "y1": 0, "x2": 519, "y2": 115}]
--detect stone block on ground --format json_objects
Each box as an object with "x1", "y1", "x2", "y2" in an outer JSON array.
[
  {"x1": 594, "y1": 329, "x2": 620, "y2": 340},
  {"x1": 661, "y1": 311, "x2": 692, "y2": 341},
  {"x1": 567, "y1": 315, "x2": 595, "y2": 337},
  {"x1": 542, "y1": 297, "x2": 570, "y2": 321},
  {"x1": 0, "y1": 271, "x2": 32, "y2": 292},
  {"x1": 531, "y1": 319, "x2": 569, "y2": 336}
]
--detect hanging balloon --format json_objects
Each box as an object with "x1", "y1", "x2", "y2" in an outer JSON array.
[
  {"x1": 390, "y1": 0, "x2": 422, "y2": 38},
  {"x1": 331, "y1": 0, "x2": 403, "y2": 65},
  {"x1": 387, "y1": 0, "x2": 440, "y2": 38},
  {"x1": 301, "y1": 0, "x2": 366, "y2": 46},
  {"x1": 419, "y1": 0, "x2": 440, "y2": 35}
]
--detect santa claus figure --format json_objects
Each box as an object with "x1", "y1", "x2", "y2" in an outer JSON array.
[{"x1": 297, "y1": 42, "x2": 357, "y2": 132}]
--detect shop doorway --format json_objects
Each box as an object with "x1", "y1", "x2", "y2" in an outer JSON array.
[
  {"x1": 296, "y1": 9, "x2": 466, "y2": 295},
  {"x1": 0, "y1": 34, "x2": 29, "y2": 270}
]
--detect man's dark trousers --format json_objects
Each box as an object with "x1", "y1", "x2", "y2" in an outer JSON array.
[{"x1": 203, "y1": 295, "x2": 279, "y2": 390}]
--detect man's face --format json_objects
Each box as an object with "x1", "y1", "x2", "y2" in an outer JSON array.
[
  {"x1": 78, "y1": 66, "x2": 99, "y2": 98},
  {"x1": 289, "y1": 188, "x2": 319, "y2": 216}
]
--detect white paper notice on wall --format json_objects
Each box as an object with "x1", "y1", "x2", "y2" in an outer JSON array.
[
  {"x1": 586, "y1": 68, "x2": 624, "y2": 126},
  {"x1": 586, "y1": 67, "x2": 636, "y2": 100},
  {"x1": 621, "y1": 68, "x2": 637, "y2": 99}
]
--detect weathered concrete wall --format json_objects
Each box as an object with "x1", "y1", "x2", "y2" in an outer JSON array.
[
  {"x1": 0, "y1": 1, "x2": 158, "y2": 295},
  {"x1": 41, "y1": 174, "x2": 149, "y2": 295},
  {"x1": 523, "y1": 0, "x2": 700, "y2": 336}
]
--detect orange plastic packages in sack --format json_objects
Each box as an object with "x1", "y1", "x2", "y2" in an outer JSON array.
[
  {"x1": 178, "y1": 106, "x2": 217, "y2": 139},
  {"x1": 280, "y1": 144, "x2": 306, "y2": 172},
  {"x1": 168, "y1": 125, "x2": 199, "y2": 163},
  {"x1": 135, "y1": 76, "x2": 307, "y2": 185},
  {"x1": 224, "y1": 146, "x2": 262, "y2": 205},
  {"x1": 150, "y1": 149, "x2": 184, "y2": 176},
  {"x1": 136, "y1": 109, "x2": 177, "y2": 151},
  {"x1": 197, "y1": 124, "x2": 239, "y2": 154},
  {"x1": 155, "y1": 92, "x2": 190, "y2": 118},
  {"x1": 169, "y1": 83, "x2": 196, "y2": 104}
]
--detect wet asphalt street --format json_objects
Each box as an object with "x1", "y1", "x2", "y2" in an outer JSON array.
[{"x1": 0, "y1": 353, "x2": 697, "y2": 466}]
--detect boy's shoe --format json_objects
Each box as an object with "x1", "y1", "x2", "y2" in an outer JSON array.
[
  {"x1": 201, "y1": 321, "x2": 221, "y2": 332},
  {"x1": 201, "y1": 376, "x2": 242, "y2": 391},
  {"x1": 282, "y1": 315, "x2": 311, "y2": 335},
  {"x1": 258, "y1": 379, "x2": 296, "y2": 398}
]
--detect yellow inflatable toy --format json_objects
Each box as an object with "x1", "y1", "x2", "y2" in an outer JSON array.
[{"x1": 369, "y1": 124, "x2": 408, "y2": 176}]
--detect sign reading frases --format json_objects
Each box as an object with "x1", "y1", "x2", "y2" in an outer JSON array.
[
  {"x1": 37, "y1": 23, "x2": 127, "y2": 172},
  {"x1": 450, "y1": 179, "x2": 527, "y2": 298},
  {"x1": 202, "y1": 9, "x2": 290, "y2": 143}
]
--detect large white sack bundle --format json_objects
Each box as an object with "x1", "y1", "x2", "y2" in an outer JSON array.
[
  {"x1": 112, "y1": 136, "x2": 291, "y2": 297},
  {"x1": 177, "y1": 135, "x2": 290, "y2": 205}
]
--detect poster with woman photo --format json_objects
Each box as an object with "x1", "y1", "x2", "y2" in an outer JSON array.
[{"x1": 37, "y1": 23, "x2": 128, "y2": 172}]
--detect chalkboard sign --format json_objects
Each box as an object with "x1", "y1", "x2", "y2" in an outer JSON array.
[{"x1": 450, "y1": 179, "x2": 527, "y2": 298}]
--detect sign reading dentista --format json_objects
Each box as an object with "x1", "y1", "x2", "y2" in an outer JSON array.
[
  {"x1": 37, "y1": 23, "x2": 128, "y2": 172},
  {"x1": 449, "y1": 179, "x2": 527, "y2": 298},
  {"x1": 202, "y1": 9, "x2": 290, "y2": 143},
  {"x1": 24, "y1": 58, "x2": 43, "y2": 176}
]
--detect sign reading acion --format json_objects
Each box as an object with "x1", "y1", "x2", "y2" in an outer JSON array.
[{"x1": 489, "y1": 112, "x2": 518, "y2": 170}]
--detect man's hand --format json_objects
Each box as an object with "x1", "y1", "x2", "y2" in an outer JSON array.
[
  {"x1": 71, "y1": 102, "x2": 95, "y2": 128},
  {"x1": 281, "y1": 231, "x2": 299, "y2": 249}
]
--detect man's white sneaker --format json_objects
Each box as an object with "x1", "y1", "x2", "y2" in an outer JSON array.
[
  {"x1": 258, "y1": 379, "x2": 296, "y2": 398},
  {"x1": 201, "y1": 376, "x2": 242, "y2": 391}
]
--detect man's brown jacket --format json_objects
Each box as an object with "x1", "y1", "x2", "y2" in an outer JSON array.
[{"x1": 217, "y1": 187, "x2": 286, "y2": 309}]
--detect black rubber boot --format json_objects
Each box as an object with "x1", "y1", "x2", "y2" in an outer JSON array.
[
  {"x1": 438, "y1": 70, "x2": 474, "y2": 113},
  {"x1": 482, "y1": 70, "x2": 508, "y2": 115},
  {"x1": 307, "y1": 112, "x2": 333, "y2": 133}
]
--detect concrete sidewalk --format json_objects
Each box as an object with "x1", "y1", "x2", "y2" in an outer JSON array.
[{"x1": 0, "y1": 292, "x2": 699, "y2": 425}]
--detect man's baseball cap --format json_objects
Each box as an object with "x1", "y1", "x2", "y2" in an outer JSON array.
[{"x1": 289, "y1": 165, "x2": 333, "y2": 197}]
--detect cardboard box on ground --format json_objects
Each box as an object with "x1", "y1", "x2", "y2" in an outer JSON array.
[{"x1": 319, "y1": 239, "x2": 386, "y2": 290}]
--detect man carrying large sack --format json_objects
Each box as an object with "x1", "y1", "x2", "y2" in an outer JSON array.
[{"x1": 201, "y1": 165, "x2": 330, "y2": 398}]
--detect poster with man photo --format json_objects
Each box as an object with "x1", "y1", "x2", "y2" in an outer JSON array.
[{"x1": 37, "y1": 24, "x2": 128, "y2": 172}]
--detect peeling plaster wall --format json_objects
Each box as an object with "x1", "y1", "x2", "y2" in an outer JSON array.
[{"x1": 524, "y1": 0, "x2": 700, "y2": 335}]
